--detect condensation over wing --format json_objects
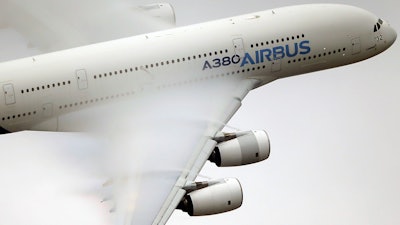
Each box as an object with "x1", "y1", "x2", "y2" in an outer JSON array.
[
  {"x1": 0, "y1": 131, "x2": 113, "y2": 225},
  {"x1": 0, "y1": 0, "x2": 175, "y2": 61},
  {"x1": 0, "y1": 76, "x2": 259, "y2": 225},
  {"x1": 53, "y1": 76, "x2": 259, "y2": 224}
]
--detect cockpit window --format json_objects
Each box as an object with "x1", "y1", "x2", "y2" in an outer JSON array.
[{"x1": 374, "y1": 19, "x2": 383, "y2": 32}]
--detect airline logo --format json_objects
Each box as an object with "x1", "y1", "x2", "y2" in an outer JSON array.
[{"x1": 202, "y1": 40, "x2": 311, "y2": 70}]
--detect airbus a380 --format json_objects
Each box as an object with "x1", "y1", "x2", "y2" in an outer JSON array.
[{"x1": 0, "y1": 3, "x2": 396, "y2": 225}]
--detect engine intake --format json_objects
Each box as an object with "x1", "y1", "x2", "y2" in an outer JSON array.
[
  {"x1": 209, "y1": 130, "x2": 270, "y2": 167},
  {"x1": 177, "y1": 178, "x2": 243, "y2": 216}
]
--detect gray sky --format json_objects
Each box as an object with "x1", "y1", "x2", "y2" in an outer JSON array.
[
  {"x1": 0, "y1": 1, "x2": 398, "y2": 224},
  {"x1": 157, "y1": 0, "x2": 400, "y2": 225}
]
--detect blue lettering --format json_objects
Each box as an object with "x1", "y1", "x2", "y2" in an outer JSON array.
[
  {"x1": 212, "y1": 58, "x2": 221, "y2": 68},
  {"x1": 240, "y1": 53, "x2": 255, "y2": 67},
  {"x1": 202, "y1": 61, "x2": 212, "y2": 70},
  {"x1": 260, "y1": 48, "x2": 272, "y2": 62},
  {"x1": 255, "y1": 50, "x2": 260, "y2": 64},
  {"x1": 299, "y1": 40, "x2": 311, "y2": 54},
  {"x1": 285, "y1": 43, "x2": 299, "y2": 57},
  {"x1": 273, "y1": 46, "x2": 285, "y2": 59},
  {"x1": 205, "y1": 40, "x2": 311, "y2": 69}
]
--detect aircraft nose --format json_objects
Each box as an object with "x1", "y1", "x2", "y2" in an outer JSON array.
[{"x1": 384, "y1": 22, "x2": 397, "y2": 46}]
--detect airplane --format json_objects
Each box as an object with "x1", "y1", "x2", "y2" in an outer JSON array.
[{"x1": 0, "y1": 3, "x2": 396, "y2": 225}]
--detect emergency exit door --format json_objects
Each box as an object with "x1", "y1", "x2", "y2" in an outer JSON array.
[
  {"x1": 351, "y1": 37, "x2": 361, "y2": 55},
  {"x1": 3, "y1": 83, "x2": 16, "y2": 105},
  {"x1": 233, "y1": 38, "x2": 245, "y2": 57},
  {"x1": 76, "y1": 69, "x2": 88, "y2": 90}
]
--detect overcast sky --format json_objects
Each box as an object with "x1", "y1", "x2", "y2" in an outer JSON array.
[
  {"x1": 0, "y1": 1, "x2": 398, "y2": 225},
  {"x1": 156, "y1": 0, "x2": 400, "y2": 225}
]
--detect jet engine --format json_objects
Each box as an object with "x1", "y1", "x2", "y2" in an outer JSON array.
[
  {"x1": 177, "y1": 178, "x2": 243, "y2": 216},
  {"x1": 209, "y1": 130, "x2": 270, "y2": 167}
]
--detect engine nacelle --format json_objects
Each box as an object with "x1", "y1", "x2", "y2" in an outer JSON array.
[
  {"x1": 209, "y1": 130, "x2": 270, "y2": 167},
  {"x1": 177, "y1": 178, "x2": 243, "y2": 216}
]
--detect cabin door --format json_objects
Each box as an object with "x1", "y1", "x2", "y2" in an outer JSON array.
[
  {"x1": 3, "y1": 83, "x2": 16, "y2": 105},
  {"x1": 76, "y1": 69, "x2": 88, "y2": 90},
  {"x1": 271, "y1": 58, "x2": 282, "y2": 72},
  {"x1": 42, "y1": 103, "x2": 53, "y2": 117},
  {"x1": 351, "y1": 37, "x2": 361, "y2": 54},
  {"x1": 233, "y1": 38, "x2": 245, "y2": 57}
]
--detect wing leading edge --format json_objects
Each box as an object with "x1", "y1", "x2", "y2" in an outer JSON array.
[{"x1": 154, "y1": 78, "x2": 260, "y2": 224}]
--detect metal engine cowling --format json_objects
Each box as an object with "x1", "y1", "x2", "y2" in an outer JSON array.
[
  {"x1": 209, "y1": 130, "x2": 270, "y2": 167},
  {"x1": 177, "y1": 178, "x2": 243, "y2": 216}
]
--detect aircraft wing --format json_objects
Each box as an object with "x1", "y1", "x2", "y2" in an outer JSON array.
[
  {"x1": 0, "y1": 77, "x2": 260, "y2": 225},
  {"x1": 0, "y1": 0, "x2": 175, "y2": 61},
  {"x1": 152, "y1": 78, "x2": 260, "y2": 224}
]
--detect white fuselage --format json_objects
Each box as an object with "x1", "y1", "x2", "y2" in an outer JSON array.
[{"x1": 0, "y1": 4, "x2": 396, "y2": 132}]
